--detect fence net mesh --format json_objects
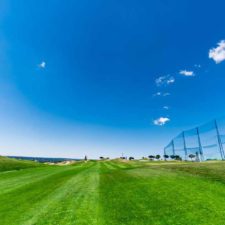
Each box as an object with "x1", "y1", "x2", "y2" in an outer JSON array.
[{"x1": 164, "y1": 119, "x2": 225, "y2": 161}]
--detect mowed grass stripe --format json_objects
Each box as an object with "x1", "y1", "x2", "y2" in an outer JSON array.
[
  {"x1": 99, "y1": 162, "x2": 225, "y2": 225},
  {"x1": 23, "y1": 162, "x2": 100, "y2": 225},
  {"x1": 1, "y1": 160, "x2": 225, "y2": 225},
  {"x1": 100, "y1": 161, "x2": 124, "y2": 171},
  {"x1": 154, "y1": 161, "x2": 225, "y2": 183},
  {"x1": 102, "y1": 160, "x2": 136, "y2": 171},
  {"x1": 0, "y1": 162, "x2": 95, "y2": 225},
  {"x1": 126, "y1": 167, "x2": 225, "y2": 224},
  {"x1": 0, "y1": 166, "x2": 78, "y2": 195}
]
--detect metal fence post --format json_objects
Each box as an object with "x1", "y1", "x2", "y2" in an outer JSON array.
[
  {"x1": 196, "y1": 127, "x2": 204, "y2": 161},
  {"x1": 182, "y1": 131, "x2": 188, "y2": 161},
  {"x1": 172, "y1": 140, "x2": 175, "y2": 156},
  {"x1": 163, "y1": 147, "x2": 166, "y2": 160},
  {"x1": 215, "y1": 120, "x2": 225, "y2": 160}
]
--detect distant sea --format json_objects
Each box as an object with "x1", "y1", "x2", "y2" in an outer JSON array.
[{"x1": 8, "y1": 156, "x2": 81, "y2": 163}]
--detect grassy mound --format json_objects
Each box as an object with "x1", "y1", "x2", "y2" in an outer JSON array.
[{"x1": 0, "y1": 156, "x2": 41, "y2": 172}]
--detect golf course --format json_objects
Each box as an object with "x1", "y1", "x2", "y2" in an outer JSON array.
[{"x1": 1, "y1": 157, "x2": 225, "y2": 225}]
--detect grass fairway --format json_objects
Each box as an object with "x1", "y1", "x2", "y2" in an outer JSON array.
[
  {"x1": 1, "y1": 159, "x2": 225, "y2": 224},
  {"x1": 0, "y1": 156, "x2": 41, "y2": 172}
]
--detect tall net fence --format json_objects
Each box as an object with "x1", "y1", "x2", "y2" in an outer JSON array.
[{"x1": 164, "y1": 119, "x2": 225, "y2": 161}]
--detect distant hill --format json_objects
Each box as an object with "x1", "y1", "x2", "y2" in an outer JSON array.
[{"x1": 0, "y1": 156, "x2": 41, "y2": 172}]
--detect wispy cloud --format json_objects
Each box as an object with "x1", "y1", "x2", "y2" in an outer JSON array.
[
  {"x1": 153, "y1": 117, "x2": 170, "y2": 126},
  {"x1": 194, "y1": 64, "x2": 201, "y2": 68},
  {"x1": 155, "y1": 75, "x2": 175, "y2": 86},
  {"x1": 179, "y1": 70, "x2": 195, "y2": 77},
  {"x1": 153, "y1": 92, "x2": 162, "y2": 97},
  {"x1": 209, "y1": 40, "x2": 225, "y2": 64},
  {"x1": 38, "y1": 61, "x2": 46, "y2": 69},
  {"x1": 153, "y1": 92, "x2": 171, "y2": 97},
  {"x1": 163, "y1": 106, "x2": 169, "y2": 110}
]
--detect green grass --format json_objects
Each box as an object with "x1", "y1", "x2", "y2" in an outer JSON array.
[
  {"x1": 1, "y1": 159, "x2": 225, "y2": 224},
  {"x1": 0, "y1": 156, "x2": 42, "y2": 172}
]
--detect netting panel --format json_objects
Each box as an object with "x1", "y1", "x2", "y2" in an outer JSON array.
[{"x1": 164, "y1": 120, "x2": 225, "y2": 161}]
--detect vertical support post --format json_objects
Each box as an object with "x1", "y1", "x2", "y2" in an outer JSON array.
[
  {"x1": 215, "y1": 120, "x2": 225, "y2": 160},
  {"x1": 172, "y1": 140, "x2": 175, "y2": 156},
  {"x1": 182, "y1": 131, "x2": 188, "y2": 161},
  {"x1": 196, "y1": 127, "x2": 204, "y2": 161},
  {"x1": 195, "y1": 151, "x2": 200, "y2": 162}
]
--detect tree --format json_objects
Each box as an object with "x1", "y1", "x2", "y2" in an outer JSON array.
[
  {"x1": 174, "y1": 155, "x2": 182, "y2": 161},
  {"x1": 170, "y1": 155, "x2": 175, "y2": 160},
  {"x1": 155, "y1": 155, "x2": 161, "y2": 160},
  {"x1": 189, "y1": 154, "x2": 196, "y2": 162},
  {"x1": 164, "y1": 155, "x2": 169, "y2": 161},
  {"x1": 129, "y1": 157, "x2": 134, "y2": 160},
  {"x1": 84, "y1": 155, "x2": 87, "y2": 161},
  {"x1": 148, "y1": 155, "x2": 155, "y2": 161},
  {"x1": 99, "y1": 156, "x2": 104, "y2": 160}
]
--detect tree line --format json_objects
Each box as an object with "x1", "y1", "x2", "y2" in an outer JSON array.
[{"x1": 98, "y1": 153, "x2": 197, "y2": 161}]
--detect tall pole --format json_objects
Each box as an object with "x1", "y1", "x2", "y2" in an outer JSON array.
[
  {"x1": 215, "y1": 120, "x2": 225, "y2": 160},
  {"x1": 196, "y1": 127, "x2": 204, "y2": 161},
  {"x1": 182, "y1": 131, "x2": 188, "y2": 161},
  {"x1": 172, "y1": 140, "x2": 175, "y2": 156}
]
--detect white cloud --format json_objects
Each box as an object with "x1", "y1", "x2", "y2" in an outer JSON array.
[
  {"x1": 179, "y1": 70, "x2": 195, "y2": 77},
  {"x1": 38, "y1": 61, "x2": 46, "y2": 69},
  {"x1": 153, "y1": 117, "x2": 170, "y2": 126},
  {"x1": 194, "y1": 64, "x2": 201, "y2": 68},
  {"x1": 153, "y1": 92, "x2": 162, "y2": 96},
  {"x1": 155, "y1": 75, "x2": 175, "y2": 86},
  {"x1": 163, "y1": 106, "x2": 169, "y2": 110},
  {"x1": 167, "y1": 77, "x2": 175, "y2": 84},
  {"x1": 153, "y1": 92, "x2": 171, "y2": 97},
  {"x1": 209, "y1": 40, "x2": 225, "y2": 64}
]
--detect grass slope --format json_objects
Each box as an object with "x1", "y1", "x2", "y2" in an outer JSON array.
[
  {"x1": 0, "y1": 156, "x2": 41, "y2": 172},
  {"x1": 1, "y1": 160, "x2": 225, "y2": 224}
]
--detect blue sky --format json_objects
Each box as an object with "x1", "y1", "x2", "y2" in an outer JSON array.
[{"x1": 1, "y1": 0, "x2": 225, "y2": 158}]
